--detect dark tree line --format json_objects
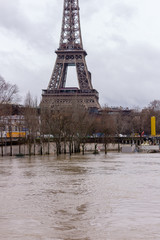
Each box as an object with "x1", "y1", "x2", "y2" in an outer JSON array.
[{"x1": 1, "y1": 75, "x2": 160, "y2": 156}]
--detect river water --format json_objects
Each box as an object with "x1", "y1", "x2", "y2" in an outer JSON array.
[{"x1": 1, "y1": 152, "x2": 160, "y2": 240}]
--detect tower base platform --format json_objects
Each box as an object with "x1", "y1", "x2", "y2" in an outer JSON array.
[{"x1": 41, "y1": 88, "x2": 100, "y2": 112}]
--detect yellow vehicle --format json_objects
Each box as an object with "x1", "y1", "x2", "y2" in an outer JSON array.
[{"x1": 6, "y1": 131, "x2": 26, "y2": 138}]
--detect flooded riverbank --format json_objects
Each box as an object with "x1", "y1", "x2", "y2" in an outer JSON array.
[{"x1": 1, "y1": 153, "x2": 160, "y2": 240}]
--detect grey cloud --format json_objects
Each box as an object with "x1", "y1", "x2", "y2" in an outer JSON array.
[
  {"x1": 111, "y1": 2, "x2": 137, "y2": 20},
  {"x1": 109, "y1": 34, "x2": 128, "y2": 47},
  {"x1": 90, "y1": 42, "x2": 160, "y2": 108},
  {"x1": 0, "y1": 49, "x2": 52, "y2": 102},
  {"x1": 0, "y1": 0, "x2": 22, "y2": 29},
  {"x1": 0, "y1": 0, "x2": 60, "y2": 52}
]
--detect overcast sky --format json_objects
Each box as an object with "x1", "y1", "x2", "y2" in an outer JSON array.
[{"x1": 0, "y1": 0, "x2": 160, "y2": 108}]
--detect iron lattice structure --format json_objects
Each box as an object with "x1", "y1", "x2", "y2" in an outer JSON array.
[{"x1": 42, "y1": 0, "x2": 100, "y2": 111}]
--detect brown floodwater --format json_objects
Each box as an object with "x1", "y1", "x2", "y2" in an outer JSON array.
[{"x1": 1, "y1": 153, "x2": 160, "y2": 240}]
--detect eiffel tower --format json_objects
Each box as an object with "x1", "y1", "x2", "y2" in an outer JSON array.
[{"x1": 41, "y1": 0, "x2": 100, "y2": 111}]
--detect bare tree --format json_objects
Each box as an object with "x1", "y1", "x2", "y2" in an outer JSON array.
[
  {"x1": 0, "y1": 75, "x2": 18, "y2": 104},
  {"x1": 24, "y1": 92, "x2": 39, "y2": 155},
  {"x1": 95, "y1": 108, "x2": 115, "y2": 154},
  {"x1": 74, "y1": 108, "x2": 95, "y2": 155},
  {"x1": 0, "y1": 76, "x2": 19, "y2": 156}
]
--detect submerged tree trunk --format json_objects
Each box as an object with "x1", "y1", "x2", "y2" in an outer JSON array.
[
  {"x1": 74, "y1": 140, "x2": 79, "y2": 153},
  {"x1": 47, "y1": 137, "x2": 50, "y2": 155},
  {"x1": 28, "y1": 133, "x2": 32, "y2": 156},
  {"x1": 33, "y1": 138, "x2": 36, "y2": 155},
  {"x1": 9, "y1": 134, "x2": 12, "y2": 156},
  {"x1": 118, "y1": 137, "x2": 121, "y2": 152},
  {"x1": 82, "y1": 143, "x2": 85, "y2": 155},
  {"x1": 1, "y1": 136, "x2": 3, "y2": 157},
  {"x1": 19, "y1": 139, "x2": 21, "y2": 155},
  {"x1": 94, "y1": 143, "x2": 98, "y2": 154},
  {"x1": 29, "y1": 142, "x2": 32, "y2": 156},
  {"x1": 63, "y1": 140, "x2": 66, "y2": 154},
  {"x1": 10, "y1": 142, "x2": 12, "y2": 156},
  {"x1": 69, "y1": 141, "x2": 72, "y2": 156},
  {"x1": 104, "y1": 143, "x2": 107, "y2": 154},
  {"x1": 56, "y1": 141, "x2": 61, "y2": 156}
]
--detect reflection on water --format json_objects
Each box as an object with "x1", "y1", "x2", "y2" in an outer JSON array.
[{"x1": 1, "y1": 153, "x2": 160, "y2": 239}]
